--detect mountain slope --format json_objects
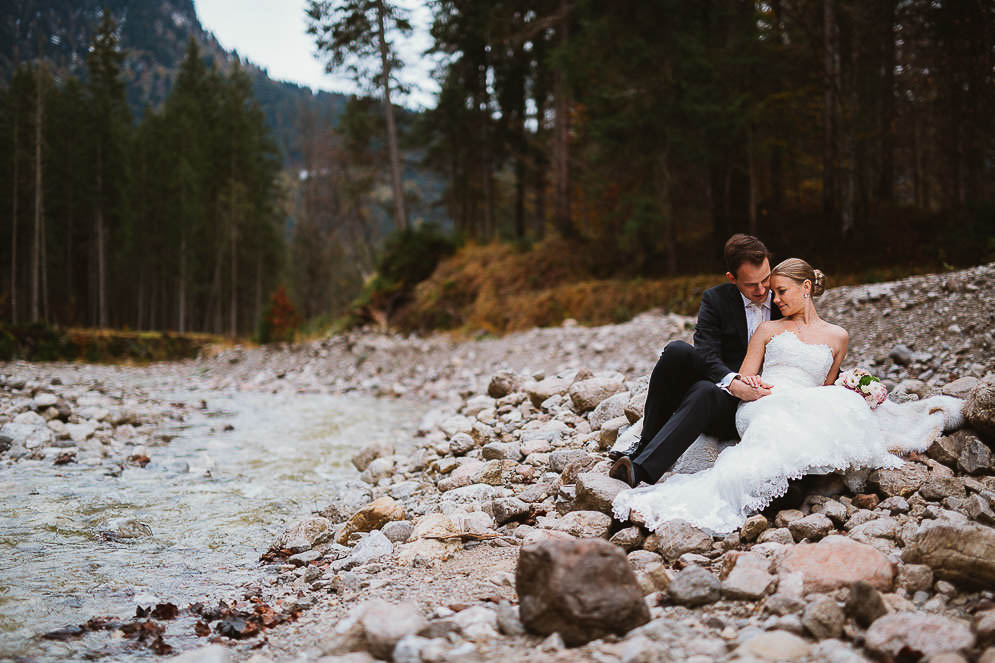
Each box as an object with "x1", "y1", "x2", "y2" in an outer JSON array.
[{"x1": 0, "y1": 0, "x2": 348, "y2": 164}]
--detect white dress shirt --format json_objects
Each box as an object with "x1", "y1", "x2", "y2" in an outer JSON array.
[{"x1": 718, "y1": 291, "x2": 772, "y2": 392}]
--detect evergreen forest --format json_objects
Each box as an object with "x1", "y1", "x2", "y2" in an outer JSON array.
[{"x1": 2, "y1": 0, "x2": 994, "y2": 338}]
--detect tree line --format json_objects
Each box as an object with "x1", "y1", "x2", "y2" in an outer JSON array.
[
  {"x1": 307, "y1": 0, "x2": 994, "y2": 277},
  {"x1": 3, "y1": 1, "x2": 992, "y2": 336},
  {"x1": 0, "y1": 15, "x2": 283, "y2": 334}
]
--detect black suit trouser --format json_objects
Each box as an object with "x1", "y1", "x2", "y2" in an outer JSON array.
[{"x1": 633, "y1": 340, "x2": 739, "y2": 483}]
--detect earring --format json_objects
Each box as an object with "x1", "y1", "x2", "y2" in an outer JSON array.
[{"x1": 804, "y1": 293, "x2": 809, "y2": 299}]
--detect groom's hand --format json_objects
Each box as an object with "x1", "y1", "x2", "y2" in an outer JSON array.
[{"x1": 729, "y1": 376, "x2": 772, "y2": 401}]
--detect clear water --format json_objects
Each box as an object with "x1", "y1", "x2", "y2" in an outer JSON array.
[{"x1": 0, "y1": 389, "x2": 422, "y2": 661}]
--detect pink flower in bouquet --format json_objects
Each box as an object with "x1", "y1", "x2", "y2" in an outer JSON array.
[
  {"x1": 865, "y1": 381, "x2": 888, "y2": 408},
  {"x1": 835, "y1": 368, "x2": 888, "y2": 409}
]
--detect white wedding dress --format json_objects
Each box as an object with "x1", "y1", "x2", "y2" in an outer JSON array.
[{"x1": 612, "y1": 331, "x2": 964, "y2": 535}]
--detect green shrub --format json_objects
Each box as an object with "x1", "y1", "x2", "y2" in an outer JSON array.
[
  {"x1": 0, "y1": 322, "x2": 73, "y2": 361},
  {"x1": 377, "y1": 223, "x2": 460, "y2": 289}
]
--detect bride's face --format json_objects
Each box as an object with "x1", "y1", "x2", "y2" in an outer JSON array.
[{"x1": 771, "y1": 275, "x2": 809, "y2": 315}]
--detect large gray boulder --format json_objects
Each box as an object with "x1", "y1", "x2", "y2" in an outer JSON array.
[
  {"x1": 574, "y1": 472, "x2": 628, "y2": 513},
  {"x1": 588, "y1": 392, "x2": 630, "y2": 430},
  {"x1": 516, "y1": 538, "x2": 650, "y2": 646},
  {"x1": 902, "y1": 518, "x2": 995, "y2": 587},
  {"x1": 649, "y1": 519, "x2": 713, "y2": 561},
  {"x1": 802, "y1": 595, "x2": 845, "y2": 640},
  {"x1": 965, "y1": 375, "x2": 995, "y2": 442},
  {"x1": 271, "y1": 516, "x2": 334, "y2": 554},
  {"x1": 721, "y1": 552, "x2": 777, "y2": 600},
  {"x1": 864, "y1": 612, "x2": 974, "y2": 660},
  {"x1": 668, "y1": 565, "x2": 720, "y2": 607},
  {"x1": 845, "y1": 580, "x2": 888, "y2": 628},
  {"x1": 318, "y1": 481, "x2": 374, "y2": 523},
  {"x1": 869, "y1": 463, "x2": 929, "y2": 498},
  {"x1": 487, "y1": 370, "x2": 523, "y2": 399},
  {"x1": 788, "y1": 513, "x2": 834, "y2": 542},
  {"x1": 1, "y1": 422, "x2": 54, "y2": 451},
  {"x1": 568, "y1": 377, "x2": 625, "y2": 413},
  {"x1": 554, "y1": 511, "x2": 612, "y2": 538},
  {"x1": 670, "y1": 435, "x2": 736, "y2": 474},
  {"x1": 322, "y1": 600, "x2": 428, "y2": 660},
  {"x1": 957, "y1": 431, "x2": 992, "y2": 474},
  {"x1": 526, "y1": 376, "x2": 572, "y2": 408},
  {"x1": 351, "y1": 441, "x2": 394, "y2": 472}
]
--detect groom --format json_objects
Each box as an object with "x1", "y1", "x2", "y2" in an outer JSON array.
[{"x1": 609, "y1": 234, "x2": 781, "y2": 487}]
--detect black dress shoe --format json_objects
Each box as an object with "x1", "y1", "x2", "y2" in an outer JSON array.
[{"x1": 609, "y1": 456, "x2": 637, "y2": 488}]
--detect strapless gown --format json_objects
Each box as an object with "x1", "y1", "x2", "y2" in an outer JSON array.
[{"x1": 612, "y1": 331, "x2": 964, "y2": 535}]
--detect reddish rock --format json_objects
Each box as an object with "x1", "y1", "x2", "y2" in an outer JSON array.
[
  {"x1": 777, "y1": 535, "x2": 895, "y2": 593},
  {"x1": 852, "y1": 493, "x2": 880, "y2": 510},
  {"x1": 517, "y1": 538, "x2": 650, "y2": 646}
]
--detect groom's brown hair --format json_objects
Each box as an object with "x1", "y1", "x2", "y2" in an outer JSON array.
[{"x1": 724, "y1": 234, "x2": 771, "y2": 275}]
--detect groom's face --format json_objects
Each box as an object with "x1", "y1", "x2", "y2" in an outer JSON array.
[{"x1": 729, "y1": 258, "x2": 771, "y2": 304}]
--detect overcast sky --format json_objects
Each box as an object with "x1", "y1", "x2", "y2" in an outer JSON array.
[{"x1": 193, "y1": 0, "x2": 439, "y2": 109}]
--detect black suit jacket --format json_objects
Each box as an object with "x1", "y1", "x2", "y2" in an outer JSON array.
[{"x1": 692, "y1": 282, "x2": 782, "y2": 383}]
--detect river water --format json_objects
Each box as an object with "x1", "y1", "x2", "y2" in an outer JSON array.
[{"x1": 0, "y1": 388, "x2": 422, "y2": 661}]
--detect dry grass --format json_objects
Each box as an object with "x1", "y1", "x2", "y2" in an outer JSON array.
[
  {"x1": 395, "y1": 238, "x2": 720, "y2": 333},
  {"x1": 392, "y1": 239, "x2": 942, "y2": 335}
]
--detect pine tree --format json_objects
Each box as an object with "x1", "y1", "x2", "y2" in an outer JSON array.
[
  {"x1": 306, "y1": 0, "x2": 412, "y2": 232},
  {"x1": 85, "y1": 11, "x2": 131, "y2": 328}
]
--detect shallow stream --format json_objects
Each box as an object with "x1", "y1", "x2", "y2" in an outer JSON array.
[{"x1": 0, "y1": 388, "x2": 422, "y2": 661}]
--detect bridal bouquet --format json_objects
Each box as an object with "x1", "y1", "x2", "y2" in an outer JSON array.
[{"x1": 836, "y1": 368, "x2": 888, "y2": 409}]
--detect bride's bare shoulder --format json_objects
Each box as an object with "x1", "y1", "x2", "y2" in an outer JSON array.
[
  {"x1": 823, "y1": 322, "x2": 849, "y2": 346},
  {"x1": 755, "y1": 319, "x2": 788, "y2": 343}
]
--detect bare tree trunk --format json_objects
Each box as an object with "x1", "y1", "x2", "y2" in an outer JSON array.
[
  {"x1": 551, "y1": 0, "x2": 574, "y2": 239},
  {"x1": 913, "y1": 113, "x2": 922, "y2": 207},
  {"x1": 178, "y1": 233, "x2": 186, "y2": 333},
  {"x1": 839, "y1": 13, "x2": 856, "y2": 237},
  {"x1": 32, "y1": 61, "x2": 43, "y2": 322},
  {"x1": 747, "y1": 122, "x2": 757, "y2": 235},
  {"x1": 66, "y1": 139, "x2": 74, "y2": 325},
  {"x1": 41, "y1": 197, "x2": 48, "y2": 322},
  {"x1": 533, "y1": 51, "x2": 548, "y2": 240},
  {"x1": 205, "y1": 241, "x2": 223, "y2": 332},
  {"x1": 376, "y1": 0, "x2": 407, "y2": 232},
  {"x1": 657, "y1": 146, "x2": 678, "y2": 275},
  {"x1": 138, "y1": 273, "x2": 144, "y2": 331},
  {"x1": 10, "y1": 112, "x2": 18, "y2": 323},
  {"x1": 483, "y1": 140, "x2": 495, "y2": 239},
  {"x1": 514, "y1": 155, "x2": 526, "y2": 240},
  {"x1": 822, "y1": 0, "x2": 838, "y2": 225},
  {"x1": 255, "y1": 249, "x2": 262, "y2": 330},
  {"x1": 877, "y1": 0, "x2": 896, "y2": 201},
  {"x1": 96, "y1": 143, "x2": 107, "y2": 328},
  {"x1": 230, "y1": 184, "x2": 238, "y2": 338}
]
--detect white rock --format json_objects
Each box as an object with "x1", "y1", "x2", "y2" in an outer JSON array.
[
  {"x1": 14, "y1": 411, "x2": 46, "y2": 426},
  {"x1": 165, "y1": 644, "x2": 232, "y2": 663}
]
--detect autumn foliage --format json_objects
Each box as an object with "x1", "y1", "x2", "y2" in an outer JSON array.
[{"x1": 257, "y1": 286, "x2": 301, "y2": 344}]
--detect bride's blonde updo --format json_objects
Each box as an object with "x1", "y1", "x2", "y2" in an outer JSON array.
[{"x1": 772, "y1": 258, "x2": 826, "y2": 297}]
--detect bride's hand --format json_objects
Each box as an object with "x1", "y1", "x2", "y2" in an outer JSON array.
[
  {"x1": 742, "y1": 375, "x2": 772, "y2": 389},
  {"x1": 731, "y1": 375, "x2": 773, "y2": 401}
]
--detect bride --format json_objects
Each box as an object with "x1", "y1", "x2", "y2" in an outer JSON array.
[{"x1": 612, "y1": 258, "x2": 964, "y2": 535}]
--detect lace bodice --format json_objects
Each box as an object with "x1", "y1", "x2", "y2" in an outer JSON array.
[{"x1": 761, "y1": 331, "x2": 834, "y2": 390}]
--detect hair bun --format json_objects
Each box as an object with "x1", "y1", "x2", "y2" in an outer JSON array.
[{"x1": 812, "y1": 269, "x2": 826, "y2": 297}]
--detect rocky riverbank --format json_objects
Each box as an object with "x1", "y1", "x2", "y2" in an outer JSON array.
[{"x1": 3, "y1": 263, "x2": 995, "y2": 663}]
